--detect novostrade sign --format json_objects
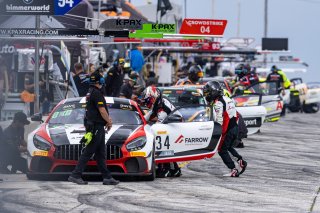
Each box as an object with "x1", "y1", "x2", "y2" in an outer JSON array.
[
  {"x1": 129, "y1": 23, "x2": 176, "y2": 39},
  {"x1": 0, "y1": 0, "x2": 82, "y2": 15}
]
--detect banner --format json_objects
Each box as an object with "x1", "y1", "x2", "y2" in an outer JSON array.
[{"x1": 179, "y1": 19, "x2": 227, "y2": 36}]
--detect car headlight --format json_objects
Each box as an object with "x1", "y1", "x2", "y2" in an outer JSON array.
[
  {"x1": 126, "y1": 137, "x2": 147, "y2": 151},
  {"x1": 33, "y1": 135, "x2": 51, "y2": 151}
]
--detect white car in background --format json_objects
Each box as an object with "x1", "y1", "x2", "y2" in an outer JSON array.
[{"x1": 159, "y1": 87, "x2": 267, "y2": 135}]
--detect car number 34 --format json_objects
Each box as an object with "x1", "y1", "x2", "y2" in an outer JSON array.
[{"x1": 155, "y1": 135, "x2": 170, "y2": 150}]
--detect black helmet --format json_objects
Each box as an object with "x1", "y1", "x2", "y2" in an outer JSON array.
[
  {"x1": 271, "y1": 65, "x2": 279, "y2": 72},
  {"x1": 235, "y1": 63, "x2": 250, "y2": 75},
  {"x1": 203, "y1": 81, "x2": 223, "y2": 102},
  {"x1": 188, "y1": 65, "x2": 203, "y2": 83}
]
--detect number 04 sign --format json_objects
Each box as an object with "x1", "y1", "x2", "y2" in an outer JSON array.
[{"x1": 179, "y1": 19, "x2": 227, "y2": 36}]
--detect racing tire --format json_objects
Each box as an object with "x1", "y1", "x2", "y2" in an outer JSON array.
[{"x1": 303, "y1": 103, "x2": 320, "y2": 113}]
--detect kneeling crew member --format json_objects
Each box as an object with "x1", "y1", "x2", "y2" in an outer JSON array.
[
  {"x1": 203, "y1": 81, "x2": 247, "y2": 177},
  {"x1": 68, "y1": 71, "x2": 119, "y2": 185}
]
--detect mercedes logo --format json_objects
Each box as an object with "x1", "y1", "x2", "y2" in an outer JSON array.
[{"x1": 23, "y1": 0, "x2": 33, "y2": 4}]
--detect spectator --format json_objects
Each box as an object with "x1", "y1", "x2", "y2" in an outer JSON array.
[
  {"x1": 119, "y1": 71, "x2": 139, "y2": 99},
  {"x1": 73, "y1": 63, "x2": 89, "y2": 97}
]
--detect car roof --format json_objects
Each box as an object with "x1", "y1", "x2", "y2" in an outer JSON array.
[
  {"x1": 159, "y1": 86, "x2": 203, "y2": 91},
  {"x1": 63, "y1": 97, "x2": 134, "y2": 105}
]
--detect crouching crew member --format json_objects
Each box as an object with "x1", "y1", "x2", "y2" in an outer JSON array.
[
  {"x1": 203, "y1": 81, "x2": 247, "y2": 177},
  {"x1": 68, "y1": 71, "x2": 119, "y2": 185}
]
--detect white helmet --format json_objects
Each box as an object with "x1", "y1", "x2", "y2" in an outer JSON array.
[{"x1": 141, "y1": 86, "x2": 160, "y2": 108}]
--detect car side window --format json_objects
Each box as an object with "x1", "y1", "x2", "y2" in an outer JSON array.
[{"x1": 165, "y1": 105, "x2": 212, "y2": 123}]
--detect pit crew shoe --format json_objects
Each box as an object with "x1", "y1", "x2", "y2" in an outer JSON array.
[
  {"x1": 103, "y1": 177, "x2": 119, "y2": 185},
  {"x1": 170, "y1": 168, "x2": 182, "y2": 177},
  {"x1": 68, "y1": 176, "x2": 88, "y2": 185},
  {"x1": 237, "y1": 159, "x2": 247, "y2": 175},
  {"x1": 223, "y1": 168, "x2": 239, "y2": 177},
  {"x1": 156, "y1": 169, "x2": 170, "y2": 178}
]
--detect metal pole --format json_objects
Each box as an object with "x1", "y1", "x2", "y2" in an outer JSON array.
[
  {"x1": 34, "y1": 15, "x2": 40, "y2": 114},
  {"x1": 263, "y1": 0, "x2": 268, "y2": 68},
  {"x1": 237, "y1": 0, "x2": 241, "y2": 37},
  {"x1": 98, "y1": 0, "x2": 101, "y2": 28},
  {"x1": 212, "y1": 0, "x2": 215, "y2": 18},
  {"x1": 264, "y1": 0, "x2": 268, "y2": 37},
  {"x1": 184, "y1": 0, "x2": 187, "y2": 18}
]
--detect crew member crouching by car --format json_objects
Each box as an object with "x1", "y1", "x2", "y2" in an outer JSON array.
[
  {"x1": 140, "y1": 86, "x2": 182, "y2": 178},
  {"x1": 203, "y1": 81, "x2": 247, "y2": 177}
]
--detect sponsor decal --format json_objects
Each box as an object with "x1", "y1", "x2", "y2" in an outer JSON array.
[
  {"x1": 179, "y1": 19, "x2": 227, "y2": 36},
  {"x1": 157, "y1": 131, "x2": 167, "y2": 135},
  {"x1": 151, "y1": 24, "x2": 175, "y2": 31},
  {"x1": 174, "y1": 135, "x2": 209, "y2": 145},
  {"x1": 33, "y1": 150, "x2": 48, "y2": 157},
  {"x1": 276, "y1": 101, "x2": 283, "y2": 110},
  {"x1": 130, "y1": 151, "x2": 146, "y2": 157},
  {"x1": 244, "y1": 117, "x2": 261, "y2": 127},
  {"x1": 0, "y1": 45, "x2": 15, "y2": 54},
  {"x1": 120, "y1": 104, "x2": 132, "y2": 110},
  {"x1": 100, "y1": 19, "x2": 143, "y2": 30}
]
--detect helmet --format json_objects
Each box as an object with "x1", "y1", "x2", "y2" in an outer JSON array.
[
  {"x1": 141, "y1": 86, "x2": 160, "y2": 108},
  {"x1": 203, "y1": 81, "x2": 223, "y2": 103},
  {"x1": 271, "y1": 65, "x2": 279, "y2": 72},
  {"x1": 188, "y1": 65, "x2": 203, "y2": 83},
  {"x1": 128, "y1": 71, "x2": 139, "y2": 84},
  {"x1": 235, "y1": 63, "x2": 250, "y2": 75}
]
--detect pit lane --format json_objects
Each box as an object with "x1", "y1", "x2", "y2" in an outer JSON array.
[{"x1": 0, "y1": 112, "x2": 319, "y2": 212}]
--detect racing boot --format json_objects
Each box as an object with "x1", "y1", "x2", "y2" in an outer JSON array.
[
  {"x1": 156, "y1": 168, "x2": 170, "y2": 178},
  {"x1": 223, "y1": 168, "x2": 239, "y2": 177},
  {"x1": 103, "y1": 177, "x2": 120, "y2": 185},
  {"x1": 68, "y1": 176, "x2": 88, "y2": 185},
  {"x1": 170, "y1": 168, "x2": 182, "y2": 177},
  {"x1": 237, "y1": 159, "x2": 247, "y2": 175}
]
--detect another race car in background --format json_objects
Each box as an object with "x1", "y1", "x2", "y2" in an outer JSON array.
[
  {"x1": 290, "y1": 78, "x2": 320, "y2": 113},
  {"x1": 27, "y1": 97, "x2": 223, "y2": 180},
  {"x1": 159, "y1": 87, "x2": 266, "y2": 135},
  {"x1": 245, "y1": 81, "x2": 283, "y2": 122}
]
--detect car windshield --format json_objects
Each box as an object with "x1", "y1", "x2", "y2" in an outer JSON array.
[
  {"x1": 48, "y1": 102, "x2": 143, "y2": 125},
  {"x1": 233, "y1": 95, "x2": 261, "y2": 107},
  {"x1": 161, "y1": 89, "x2": 205, "y2": 106}
]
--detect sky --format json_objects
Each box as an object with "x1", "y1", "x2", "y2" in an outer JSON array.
[{"x1": 131, "y1": 0, "x2": 320, "y2": 82}]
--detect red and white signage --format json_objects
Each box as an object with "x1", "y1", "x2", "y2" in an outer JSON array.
[
  {"x1": 201, "y1": 42, "x2": 221, "y2": 51},
  {"x1": 179, "y1": 19, "x2": 227, "y2": 36}
]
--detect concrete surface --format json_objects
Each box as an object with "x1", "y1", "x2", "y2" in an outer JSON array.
[{"x1": 0, "y1": 112, "x2": 319, "y2": 213}]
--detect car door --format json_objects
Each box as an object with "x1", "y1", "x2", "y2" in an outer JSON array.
[
  {"x1": 233, "y1": 93, "x2": 267, "y2": 135},
  {"x1": 246, "y1": 81, "x2": 283, "y2": 122},
  {"x1": 151, "y1": 105, "x2": 222, "y2": 163}
]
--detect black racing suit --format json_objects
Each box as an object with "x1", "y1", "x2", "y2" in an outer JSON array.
[
  {"x1": 105, "y1": 66, "x2": 124, "y2": 97},
  {"x1": 71, "y1": 86, "x2": 112, "y2": 179}
]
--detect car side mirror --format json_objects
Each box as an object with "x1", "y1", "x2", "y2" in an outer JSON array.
[
  {"x1": 31, "y1": 113, "x2": 43, "y2": 123},
  {"x1": 166, "y1": 114, "x2": 183, "y2": 123}
]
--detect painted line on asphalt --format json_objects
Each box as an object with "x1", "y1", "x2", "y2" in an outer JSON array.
[{"x1": 309, "y1": 186, "x2": 320, "y2": 213}]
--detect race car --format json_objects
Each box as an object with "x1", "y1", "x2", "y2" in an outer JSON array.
[
  {"x1": 245, "y1": 81, "x2": 283, "y2": 122},
  {"x1": 290, "y1": 78, "x2": 320, "y2": 113},
  {"x1": 27, "y1": 97, "x2": 222, "y2": 180},
  {"x1": 159, "y1": 87, "x2": 266, "y2": 135}
]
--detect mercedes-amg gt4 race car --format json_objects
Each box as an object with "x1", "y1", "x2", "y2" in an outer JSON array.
[{"x1": 27, "y1": 97, "x2": 222, "y2": 180}]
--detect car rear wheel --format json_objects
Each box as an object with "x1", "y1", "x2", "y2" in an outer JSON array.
[{"x1": 303, "y1": 103, "x2": 319, "y2": 113}]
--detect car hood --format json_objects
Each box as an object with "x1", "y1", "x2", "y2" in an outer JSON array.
[{"x1": 47, "y1": 124, "x2": 141, "y2": 146}]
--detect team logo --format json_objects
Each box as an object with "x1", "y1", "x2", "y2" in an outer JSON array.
[
  {"x1": 23, "y1": 0, "x2": 33, "y2": 4},
  {"x1": 175, "y1": 135, "x2": 184, "y2": 144}
]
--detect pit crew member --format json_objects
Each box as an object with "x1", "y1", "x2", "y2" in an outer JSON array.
[
  {"x1": 68, "y1": 71, "x2": 119, "y2": 185},
  {"x1": 203, "y1": 81, "x2": 247, "y2": 177},
  {"x1": 141, "y1": 86, "x2": 182, "y2": 178}
]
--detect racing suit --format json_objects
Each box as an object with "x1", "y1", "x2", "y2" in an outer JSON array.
[
  {"x1": 214, "y1": 95, "x2": 244, "y2": 170},
  {"x1": 144, "y1": 97, "x2": 181, "y2": 177}
]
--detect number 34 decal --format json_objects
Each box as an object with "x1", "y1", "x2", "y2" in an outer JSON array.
[{"x1": 155, "y1": 136, "x2": 170, "y2": 150}]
